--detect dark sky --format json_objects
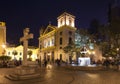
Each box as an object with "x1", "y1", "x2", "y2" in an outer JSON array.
[{"x1": 0, "y1": 0, "x2": 119, "y2": 46}]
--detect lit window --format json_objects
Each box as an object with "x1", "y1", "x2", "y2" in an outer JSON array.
[
  {"x1": 60, "y1": 54, "x2": 62, "y2": 60},
  {"x1": 69, "y1": 18, "x2": 72, "y2": 26},
  {"x1": 48, "y1": 40, "x2": 50, "y2": 46},
  {"x1": 69, "y1": 37, "x2": 72, "y2": 44},
  {"x1": 69, "y1": 31, "x2": 72, "y2": 35},
  {"x1": 20, "y1": 52, "x2": 22, "y2": 55},
  {"x1": 60, "y1": 31, "x2": 62, "y2": 35},
  {"x1": 61, "y1": 19, "x2": 62, "y2": 25},
  {"x1": 8, "y1": 52, "x2": 10, "y2": 55},
  {"x1": 60, "y1": 47, "x2": 62, "y2": 49},
  {"x1": 60, "y1": 38, "x2": 62, "y2": 45},
  {"x1": 52, "y1": 39, "x2": 54, "y2": 45}
]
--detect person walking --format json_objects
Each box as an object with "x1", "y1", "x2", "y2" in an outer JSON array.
[
  {"x1": 117, "y1": 60, "x2": 120, "y2": 71},
  {"x1": 44, "y1": 60, "x2": 47, "y2": 67}
]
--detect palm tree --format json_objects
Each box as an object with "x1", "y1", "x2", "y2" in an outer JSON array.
[
  {"x1": 63, "y1": 41, "x2": 75, "y2": 64},
  {"x1": 12, "y1": 50, "x2": 18, "y2": 60},
  {"x1": 27, "y1": 50, "x2": 33, "y2": 61}
]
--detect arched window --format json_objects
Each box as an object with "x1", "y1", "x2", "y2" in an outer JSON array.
[
  {"x1": 69, "y1": 18, "x2": 72, "y2": 26},
  {"x1": 69, "y1": 37, "x2": 72, "y2": 44}
]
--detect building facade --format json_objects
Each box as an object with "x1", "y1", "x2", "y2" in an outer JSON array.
[
  {"x1": 5, "y1": 45, "x2": 38, "y2": 61},
  {"x1": 0, "y1": 22, "x2": 6, "y2": 56},
  {"x1": 39, "y1": 12, "x2": 76, "y2": 62}
]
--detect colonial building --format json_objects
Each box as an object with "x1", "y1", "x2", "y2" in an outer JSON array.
[
  {"x1": 39, "y1": 12, "x2": 76, "y2": 62},
  {"x1": 0, "y1": 22, "x2": 6, "y2": 55},
  {"x1": 5, "y1": 45, "x2": 39, "y2": 61},
  {"x1": 0, "y1": 21, "x2": 38, "y2": 61}
]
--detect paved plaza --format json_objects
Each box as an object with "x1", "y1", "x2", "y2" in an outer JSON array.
[{"x1": 0, "y1": 66, "x2": 120, "y2": 84}]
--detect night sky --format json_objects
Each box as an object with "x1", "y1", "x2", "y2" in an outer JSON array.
[{"x1": 0, "y1": 0, "x2": 119, "y2": 46}]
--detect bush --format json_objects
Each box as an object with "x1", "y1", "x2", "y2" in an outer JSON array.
[{"x1": 0, "y1": 56, "x2": 11, "y2": 61}]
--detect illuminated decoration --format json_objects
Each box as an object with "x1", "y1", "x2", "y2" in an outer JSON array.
[
  {"x1": 75, "y1": 32, "x2": 89, "y2": 48},
  {"x1": 89, "y1": 43, "x2": 94, "y2": 50},
  {"x1": 78, "y1": 57, "x2": 91, "y2": 66},
  {"x1": 57, "y1": 12, "x2": 75, "y2": 28}
]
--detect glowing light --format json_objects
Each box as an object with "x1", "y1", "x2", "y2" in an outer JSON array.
[
  {"x1": 78, "y1": 57, "x2": 91, "y2": 66},
  {"x1": 47, "y1": 53, "x2": 51, "y2": 55},
  {"x1": 92, "y1": 51, "x2": 95, "y2": 54},
  {"x1": 117, "y1": 48, "x2": 119, "y2": 51},
  {"x1": 86, "y1": 73, "x2": 99, "y2": 78},
  {"x1": 47, "y1": 64, "x2": 52, "y2": 69},
  {"x1": 2, "y1": 44, "x2": 6, "y2": 49}
]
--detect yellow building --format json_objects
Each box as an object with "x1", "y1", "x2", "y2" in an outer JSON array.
[
  {"x1": 0, "y1": 22, "x2": 6, "y2": 55},
  {"x1": 39, "y1": 12, "x2": 76, "y2": 62},
  {"x1": 0, "y1": 22, "x2": 38, "y2": 61},
  {"x1": 5, "y1": 45, "x2": 39, "y2": 61}
]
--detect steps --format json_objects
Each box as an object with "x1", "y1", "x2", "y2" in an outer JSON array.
[{"x1": 5, "y1": 73, "x2": 41, "y2": 81}]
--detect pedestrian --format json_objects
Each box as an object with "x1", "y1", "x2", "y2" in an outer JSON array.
[
  {"x1": 44, "y1": 60, "x2": 47, "y2": 67},
  {"x1": 103, "y1": 59, "x2": 110, "y2": 70},
  {"x1": 117, "y1": 60, "x2": 120, "y2": 71}
]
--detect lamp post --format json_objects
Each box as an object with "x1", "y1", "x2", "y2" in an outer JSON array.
[{"x1": 116, "y1": 48, "x2": 120, "y2": 59}]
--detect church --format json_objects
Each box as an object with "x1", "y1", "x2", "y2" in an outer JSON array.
[{"x1": 39, "y1": 12, "x2": 76, "y2": 62}]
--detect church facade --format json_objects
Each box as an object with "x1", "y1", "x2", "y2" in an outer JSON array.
[{"x1": 39, "y1": 12, "x2": 76, "y2": 62}]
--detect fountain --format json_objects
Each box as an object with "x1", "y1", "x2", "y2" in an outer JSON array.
[
  {"x1": 78, "y1": 57, "x2": 91, "y2": 66},
  {"x1": 66, "y1": 46, "x2": 104, "y2": 70}
]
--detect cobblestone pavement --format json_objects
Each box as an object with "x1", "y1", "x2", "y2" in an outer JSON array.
[{"x1": 0, "y1": 67, "x2": 120, "y2": 84}]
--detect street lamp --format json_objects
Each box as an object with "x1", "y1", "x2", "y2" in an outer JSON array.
[
  {"x1": 116, "y1": 48, "x2": 119, "y2": 52},
  {"x1": 116, "y1": 48, "x2": 120, "y2": 58},
  {"x1": 2, "y1": 44, "x2": 6, "y2": 49}
]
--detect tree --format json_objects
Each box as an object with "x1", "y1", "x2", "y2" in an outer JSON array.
[
  {"x1": 12, "y1": 50, "x2": 18, "y2": 60},
  {"x1": 0, "y1": 56, "x2": 11, "y2": 61},
  {"x1": 89, "y1": 19, "x2": 100, "y2": 34},
  {"x1": 27, "y1": 50, "x2": 33, "y2": 61},
  {"x1": 63, "y1": 41, "x2": 75, "y2": 63}
]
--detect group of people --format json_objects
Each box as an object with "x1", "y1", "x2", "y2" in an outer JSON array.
[
  {"x1": 0, "y1": 58, "x2": 22, "y2": 68},
  {"x1": 102, "y1": 58, "x2": 120, "y2": 70},
  {"x1": 42, "y1": 59, "x2": 62, "y2": 68}
]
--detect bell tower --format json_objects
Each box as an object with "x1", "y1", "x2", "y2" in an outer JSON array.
[
  {"x1": 57, "y1": 12, "x2": 75, "y2": 28},
  {"x1": 0, "y1": 22, "x2": 6, "y2": 55}
]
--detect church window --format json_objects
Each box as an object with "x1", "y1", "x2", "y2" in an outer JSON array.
[
  {"x1": 52, "y1": 39, "x2": 54, "y2": 45},
  {"x1": 40, "y1": 45, "x2": 42, "y2": 49},
  {"x1": 20, "y1": 52, "x2": 22, "y2": 55},
  {"x1": 69, "y1": 37, "x2": 72, "y2": 44},
  {"x1": 69, "y1": 18, "x2": 72, "y2": 26},
  {"x1": 60, "y1": 47, "x2": 62, "y2": 49},
  {"x1": 60, "y1": 31, "x2": 62, "y2": 35},
  {"x1": 60, "y1": 54, "x2": 62, "y2": 60},
  {"x1": 61, "y1": 19, "x2": 63, "y2": 25},
  {"x1": 69, "y1": 31, "x2": 72, "y2": 35},
  {"x1": 48, "y1": 40, "x2": 50, "y2": 46},
  {"x1": 44, "y1": 42, "x2": 46, "y2": 47},
  {"x1": 8, "y1": 52, "x2": 10, "y2": 55},
  {"x1": 60, "y1": 38, "x2": 62, "y2": 45}
]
